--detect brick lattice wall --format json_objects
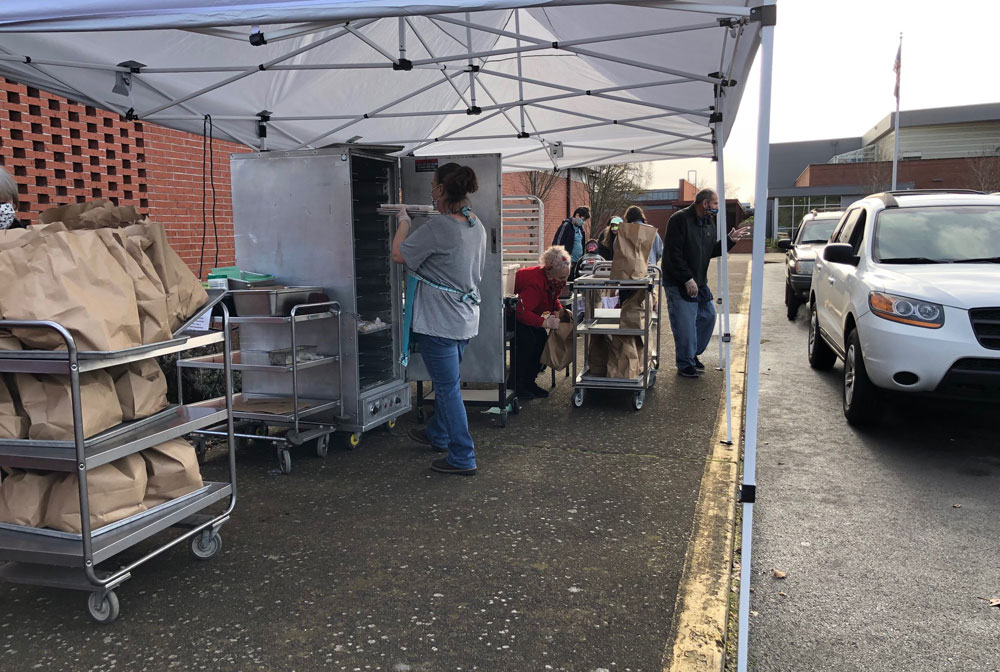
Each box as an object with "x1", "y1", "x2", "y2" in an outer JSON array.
[{"x1": 503, "y1": 171, "x2": 591, "y2": 244}]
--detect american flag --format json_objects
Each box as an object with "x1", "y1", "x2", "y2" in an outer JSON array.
[{"x1": 893, "y1": 43, "x2": 901, "y2": 100}]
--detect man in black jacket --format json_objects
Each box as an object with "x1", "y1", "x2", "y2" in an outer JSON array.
[
  {"x1": 663, "y1": 189, "x2": 749, "y2": 378},
  {"x1": 551, "y1": 206, "x2": 590, "y2": 278}
]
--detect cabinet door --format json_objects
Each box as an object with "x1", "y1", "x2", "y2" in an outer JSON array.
[{"x1": 400, "y1": 154, "x2": 504, "y2": 383}]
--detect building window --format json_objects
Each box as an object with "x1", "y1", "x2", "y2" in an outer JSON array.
[{"x1": 774, "y1": 196, "x2": 842, "y2": 239}]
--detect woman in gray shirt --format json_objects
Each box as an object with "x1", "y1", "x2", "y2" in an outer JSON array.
[{"x1": 392, "y1": 163, "x2": 486, "y2": 475}]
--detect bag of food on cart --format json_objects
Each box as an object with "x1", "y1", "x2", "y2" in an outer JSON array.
[
  {"x1": 16, "y1": 371, "x2": 123, "y2": 441},
  {"x1": 0, "y1": 374, "x2": 30, "y2": 439},
  {"x1": 0, "y1": 468, "x2": 60, "y2": 527},
  {"x1": 109, "y1": 360, "x2": 169, "y2": 421},
  {"x1": 96, "y1": 229, "x2": 172, "y2": 344},
  {"x1": 141, "y1": 438, "x2": 203, "y2": 507},
  {"x1": 125, "y1": 220, "x2": 208, "y2": 331},
  {"x1": 619, "y1": 291, "x2": 647, "y2": 330},
  {"x1": 608, "y1": 335, "x2": 645, "y2": 380},
  {"x1": 0, "y1": 330, "x2": 20, "y2": 352},
  {"x1": 610, "y1": 221, "x2": 657, "y2": 281},
  {"x1": 45, "y1": 453, "x2": 148, "y2": 533},
  {"x1": 588, "y1": 334, "x2": 611, "y2": 377},
  {"x1": 540, "y1": 308, "x2": 575, "y2": 371},
  {"x1": 0, "y1": 229, "x2": 142, "y2": 351},
  {"x1": 38, "y1": 198, "x2": 110, "y2": 227}
]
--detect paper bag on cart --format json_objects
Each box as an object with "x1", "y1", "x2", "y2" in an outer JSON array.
[
  {"x1": 607, "y1": 335, "x2": 645, "y2": 380},
  {"x1": 0, "y1": 468, "x2": 61, "y2": 527},
  {"x1": 141, "y1": 439, "x2": 203, "y2": 507},
  {"x1": 619, "y1": 292, "x2": 647, "y2": 330},
  {"x1": 0, "y1": 331, "x2": 21, "y2": 352},
  {"x1": 125, "y1": 221, "x2": 208, "y2": 331},
  {"x1": 16, "y1": 371, "x2": 123, "y2": 441},
  {"x1": 610, "y1": 221, "x2": 657, "y2": 280},
  {"x1": 96, "y1": 229, "x2": 172, "y2": 344},
  {"x1": 0, "y1": 230, "x2": 142, "y2": 351},
  {"x1": 109, "y1": 360, "x2": 169, "y2": 421},
  {"x1": 588, "y1": 334, "x2": 611, "y2": 377},
  {"x1": 0, "y1": 374, "x2": 30, "y2": 439},
  {"x1": 540, "y1": 309, "x2": 575, "y2": 371},
  {"x1": 44, "y1": 454, "x2": 147, "y2": 533},
  {"x1": 38, "y1": 198, "x2": 109, "y2": 226}
]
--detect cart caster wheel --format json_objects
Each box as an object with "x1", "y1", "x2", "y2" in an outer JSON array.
[
  {"x1": 511, "y1": 397, "x2": 521, "y2": 415},
  {"x1": 572, "y1": 388, "x2": 585, "y2": 408},
  {"x1": 647, "y1": 369, "x2": 657, "y2": 389},
  {"x1": 314, "y1": 434, "x2": 330, "y2": 458},
  {"x1": 278, "y1": 449, "x2": 292, "y2": 474},
  {"x1": 349, "y1": 432, "x2": 362, "y2": 449},
  {"x1": 87, "y1": 591, "x2": 120, "y2": 624},
  {"x1": 192, "y1": 437, "x2": 207, "y2": 465},
  {"x1": 415, "y1": 408, "x2": 427, "y2": 423},
  {"x1": 386, "y1": 418, "x2": 397, "y2": 430},
  {"x1": 632, "y1": 390, "x2": 645, "y2": 411},
  {"x1": 499, "y1": 411, "x2": 508, "y2": 428},
  {"x1": 190, "y1": 530, "x2": 223, "y2": 561}
]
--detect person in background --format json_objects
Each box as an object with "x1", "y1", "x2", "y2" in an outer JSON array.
[
  {"x1": 597, "y1": 215, "x2": 622, "y2": 260},
  {"x1": 510, "y1": 245, "x2": 571, "y2": 400},
  {"x1": 392, "y1": 162, "x2": 487, "y2": 476},
  {"x1": 551, "y1": 206, "x2": 591, "y2": 278},
  {"x1": 663, "y1": 188, "x2": 749, "y2": 378},
  {"x1": 576, "y1": 239, "x2": 604, "y2": 277},
  {"x1": 0, "y1": 167, "x2": 24, "y2": 230}
]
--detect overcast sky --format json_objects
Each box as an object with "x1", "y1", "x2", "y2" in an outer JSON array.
[{"x1": 648, "y1": 0, "x2": 1000, "y2": 204}]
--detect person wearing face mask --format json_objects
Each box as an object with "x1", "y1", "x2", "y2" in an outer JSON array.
[
  {"x1": 0, "y1": 167, "x2": 24, "y2": 230},
  {"x1": 663, "y1": 188, "x2": 750, "y2": 378},
  {"x1": 509, "y1": 245, "x2": 571, "y2": 400},
  {"x1": 597, "y1": 216, "x2": 622, "y2": 260},
  {"x1": 391, "y1": 162, "x2": 487, "y2": 476},
  {"x1": 550, "y1": 206, "x2": 590, "y2": 279}
]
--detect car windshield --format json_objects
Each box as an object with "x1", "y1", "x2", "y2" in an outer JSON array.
[
  {"x1": 875, "y1": 206, "x2": 1000, "y2": 263},
  {"x1": 796, "y1": 218, "x2": 839, "y2": 244}
]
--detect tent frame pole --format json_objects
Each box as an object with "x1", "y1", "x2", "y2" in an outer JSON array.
[
  {"x1": 714, "y1": 123, "x2": 733, "y2": 444},
  {"x1": 345, "y1": 24, "x2": 399, "y2": 63},
  {"x1": 738, "y1": 1, "x2": 776, "y2": 670}
]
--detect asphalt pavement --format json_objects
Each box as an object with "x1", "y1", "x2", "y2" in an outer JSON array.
[
  {"x1": 748, "y1": 258, "x2": 1000, "y2": 672},
  {"x1": 0, "y1": 259, "x2": 749, "y2": 672}
]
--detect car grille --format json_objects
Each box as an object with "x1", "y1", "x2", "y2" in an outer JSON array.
[
  {"x1": 936, "y1": 357, "x2": 1000, "y2": 400},
  {"x1": 969, "y1": 308, "x2": 1000, "y2": 350}
]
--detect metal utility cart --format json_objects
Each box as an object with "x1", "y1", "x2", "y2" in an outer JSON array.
[
  {"x1": 570, "y1": 262, "x2": 662, "y2": 411},
  {"x1": 0, "y1": 303, "x2": 236, "y2": 624},
  {"x1": 178, "y1": 292, "x2": 344, "y2": 474}
]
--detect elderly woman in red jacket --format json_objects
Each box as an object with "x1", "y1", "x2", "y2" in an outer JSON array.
[{"x1": 510, "y1": 245, "x2": 571, "y2": 400}]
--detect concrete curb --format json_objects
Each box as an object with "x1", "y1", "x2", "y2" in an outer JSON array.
[{"x1": 662, "y1": 260, "x2": 752, "y2": 671}]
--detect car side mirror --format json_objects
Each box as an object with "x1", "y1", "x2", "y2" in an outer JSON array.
[
  {"x1": 823, "y1": 243, "x2": 859, "y2": 266},
  {"x1": 776, "y1": 239, "x2": 793, "y2": 250}
]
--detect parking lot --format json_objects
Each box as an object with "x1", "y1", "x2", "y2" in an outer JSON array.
[{"x1": 749, "y1": 258, "x2": 1000, "y2": 672}]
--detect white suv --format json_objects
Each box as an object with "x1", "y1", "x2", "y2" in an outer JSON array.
[{"x1": 808, "y1": 191, "x2": 1000, "y2": 425}]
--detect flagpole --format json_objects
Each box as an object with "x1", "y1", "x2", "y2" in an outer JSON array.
[{"x1": 891, "y1": 33, "x2": 902, "y2": 190}]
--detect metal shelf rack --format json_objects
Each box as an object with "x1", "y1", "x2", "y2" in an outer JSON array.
[
  {"x1": 179, "y1": 300, "x2": 343, "y2": 474},
  {"x1": 569, "y1": 262, "x2": 662, "y2": 412},
  {"x1": 0, "y1": 303, "x2": 237, "y2": 624}
]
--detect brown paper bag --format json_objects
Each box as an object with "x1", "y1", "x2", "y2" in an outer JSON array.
[
  {"x1": 610, "y1": 221, "x2": 657, "y2": 280},
  {"x1": 44, "y1": 454, "x2": 147, "y2": 533},
  {"x1": 38, "y1": 198, "x2": 110, "y2": 226},
  {"x1": 607, "y1": 336, "x2": 645, "y2": 380},
  {"x1": 110, "y1": 360, "x2": 169, "y2": 421},
  {"x1": 0, "y1": 468, "x2": 61, "y2": 527},
  {"x1": 619, "y1": 292, "x2": 647, "y2": 330},
  {"x1": 0, "y1": 230, "x2": 141, "y2": 351},
  {"x1": 96, "y1": 229, "x2": 172, "y2": 344},
  {"x1": 126, "y1": 220, "x2": 208, "y2": 331},
  {"x1": 540, "y1": 309, "x2": 575, "y2": 371},
  {"x1": 0, "y1": 330, "x2": 21, "y2": 352},
  {"x1": 141, "y1": 439, "x2": 203, "y2": 507},
  {"x1": 0, "y1": 374, "x2": 30, "y2": 439},
  {"x1": 16, "y1": 371, "x2": 123, "y2": 441},
  {"x1": 588, "y1": 335, "x2": 611, "y2": 377}
]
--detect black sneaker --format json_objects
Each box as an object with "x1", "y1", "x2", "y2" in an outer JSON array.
[
  {"x1": 514, "y1": 388, "x2": 536, "y2": 401},
  {"x1": 430, "y1": 457, "x2": 477, "y2": 476},
  {"x1": 678, "y1": 366, "x2": 700, "y2": 378},
  {"x1": 694, "y1": 357, "x2": 705, "y2": 370},
  {"x1": 529, "y1": 383, "x2": 550, "y2": 398},
  {"x1": 408, "y1": 428, "x2": 446, "y2": 452}
]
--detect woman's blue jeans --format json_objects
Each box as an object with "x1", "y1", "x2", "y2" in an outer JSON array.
[{"x1": 415, "y1": 333, "x2": 476, "y2": 469}]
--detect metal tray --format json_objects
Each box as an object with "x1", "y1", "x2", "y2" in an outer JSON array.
[{"x1": 229, "y1": 286, "x2": 324, "y2": 316}]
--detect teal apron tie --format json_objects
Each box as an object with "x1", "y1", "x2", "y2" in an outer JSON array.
[{"x1": 399, "y1": 207, "x2": 480, "y2": 367}]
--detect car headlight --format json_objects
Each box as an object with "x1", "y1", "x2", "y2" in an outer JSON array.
[
  {"x1": 869, "y1": 292, "x2": 944, "y2": 329},
  {"x1": 793, "y1": 260, "x2": 814, "y2": 275}
]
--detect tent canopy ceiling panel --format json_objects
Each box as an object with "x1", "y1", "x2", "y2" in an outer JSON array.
[{"x1": 0, "y1": 1, "x2": 762, "y2": 169}]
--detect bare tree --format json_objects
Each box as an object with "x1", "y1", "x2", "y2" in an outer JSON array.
[
  {"x1": 522, "y1": 169, "x2": 563, "y2": 204},
  {"x1": 587, "y1": 163, "x2": 650, "y2": 237},
  {"x1": 966, "y1": 149, "x2": 1000, "y2": 193},
  {"x1": 859, "y1": 160, "x2": 892, "y2": 195}
]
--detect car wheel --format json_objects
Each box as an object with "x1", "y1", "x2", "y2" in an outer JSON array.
[
  {"x1": 843, "y1": 329, "x2": 882, "y2": 426},
  {"x1": 785, "y1": 283, "x2": 800, "y2": 321},
  {"x1": 807, "y1": 303, "x2": 836, "y2": 370}
]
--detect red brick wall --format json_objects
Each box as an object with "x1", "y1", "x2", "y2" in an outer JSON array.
[
  {"x1": 0, "y1": 76, "x2": 246, "y2": 277},
  {"x1": 503, "y1": 171, "x2": 591, "y2": 243},
  {"x1": 796, "y1": 157, "x2": 1000, "y2": 189}
]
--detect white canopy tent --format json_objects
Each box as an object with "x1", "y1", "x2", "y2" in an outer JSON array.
[{"x1": 0, "y1": 2, "x2": 774, "y2": 668}]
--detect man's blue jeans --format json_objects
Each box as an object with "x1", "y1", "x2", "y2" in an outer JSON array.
[
  {"x1": 415, "y1": 333, "x2": 476, "y2": 469},
  {"x1": 665, "y1": 284, "x2": 716, "y2": 370}
]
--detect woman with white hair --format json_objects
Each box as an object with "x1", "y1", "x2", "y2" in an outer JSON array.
[
  {"x1": 0, "y1": 167, "x2": 23, "y2": 230},
  {"x1": 510, "y1": 245, "x2": 571, "y2": 400}
]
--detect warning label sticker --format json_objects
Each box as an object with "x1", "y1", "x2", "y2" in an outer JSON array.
[{"x1": 414, "y1": 158, "x2": 438, "y2": 173}]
